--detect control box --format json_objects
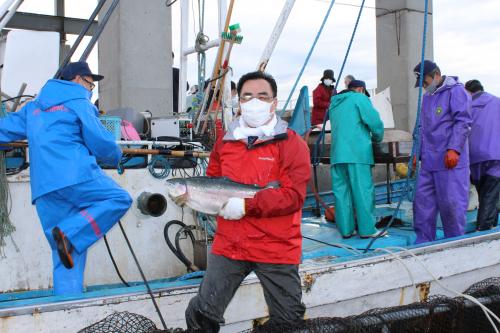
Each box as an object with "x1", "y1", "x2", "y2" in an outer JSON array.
[
  {"x1": 179, "y1": 118, "x2": 193, "y2": 141},
  {"x1": 151, "y1": 117, "x2": 192, "y2": 140}
]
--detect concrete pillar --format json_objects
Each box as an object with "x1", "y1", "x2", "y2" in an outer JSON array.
[
  {"x1": 98, "y1": 0, "x2": 172, "y2": 117},
  {"x1": 375, "y1": 0, "x2": 433, "y2": 132}
]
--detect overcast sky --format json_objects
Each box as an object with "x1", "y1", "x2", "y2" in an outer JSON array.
[{"x1": 15, "y1": 0, "x2": 500, "y2": 104}]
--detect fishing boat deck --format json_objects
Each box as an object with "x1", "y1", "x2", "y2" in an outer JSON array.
[{"x1": 0, "y1": 180, "x2": 498, "y2": 314}]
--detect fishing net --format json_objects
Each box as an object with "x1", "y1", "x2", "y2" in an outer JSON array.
[
  {"x1": 77, "y1": 311, "x2": 185, "y2": 333},
  {"x1": 78, "y1": 278, "x2": 500, "y2": 333},
  {"x1": 78, "y1": 312, "x2": 158, "y2": 333},
  {"x1": 249, "y1": 276, "x2": 500, "y2": 333},
  {"x1": 0, "y1": 103, "x2": 15, "y2": 255}
]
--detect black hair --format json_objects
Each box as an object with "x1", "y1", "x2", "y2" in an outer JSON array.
[
  {"x1": 231, "y1": 81, "x2": 236, "y2": 91},
  {"x1": 237, "y1": 71, "x2": 277, "y2": 97},
  {"x1": 465, "y1": 79, "x2": 484, "y2": 93}
]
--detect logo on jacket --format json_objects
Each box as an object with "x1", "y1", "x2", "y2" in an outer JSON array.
[
  {"x1": 436, "y1": 106, "x2": 443, "y2": 115},
  {"x1": 258, "y1": 157, "x2": 275, "y2": 161}
]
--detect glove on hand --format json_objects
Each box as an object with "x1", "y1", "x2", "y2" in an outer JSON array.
[
  {"x1": 444, "y1": 149, "x2": 460, "y2": 169},
  {"x1": 219, "y1": 197, "x2": 245, "y2": 220}
]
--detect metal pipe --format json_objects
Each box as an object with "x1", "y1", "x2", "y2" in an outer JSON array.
[
  {"x1": 0, "y1": 0, "x2": 17, "y2": 21},
  {"x1": 0, "y1": 0, "x2": 23, "y2": 31},
  {"x1": 10, "y1": 82, "x2": 26, "y2": 112},
  {"x1": 179, "y1": 0, "x2": 189, "y2": 114},
  {"x1": 79, "y1": 0, "x2": 120, "y2": 62},
  {"x1": 54, "y1": 0, "x2": 108, "y2": 78},
  {"x1": 256, "y1": 0, "x2": 296, "y2": 72},
  {"x1": 183, "y1": 39, "x2": 220, "y2": 55}
]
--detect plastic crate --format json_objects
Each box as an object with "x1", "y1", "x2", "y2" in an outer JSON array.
[{"x1": 99, "y1": 115, "x2": 121, "y2": 140}]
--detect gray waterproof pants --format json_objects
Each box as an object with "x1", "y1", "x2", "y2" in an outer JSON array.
[
  {"x1": 473, "y1": 175, "x2": 500, "y2": 230},
  {"x1": 185, "y1": 253, "x2": 305, "y2": 332}
]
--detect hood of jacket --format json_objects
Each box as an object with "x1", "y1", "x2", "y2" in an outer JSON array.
[
  {"x1": 427, "y1": 75, "x2": 461, "y2": 96},
  {"x1": 35, "y1": 79, "x2": 92, "y2": 111},
  {"x1": 329, "y1": 90, "x2": 364, "y2": 109},
  {"x1": 471, "y1": 91, "x2": 495, "y2": 106}
]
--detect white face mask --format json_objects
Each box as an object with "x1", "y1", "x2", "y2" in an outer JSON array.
[
  {"x1": 240, "y1": 98, "x2": 273, "y2": 127},
  {"x1": 324, "y1": 79, "x2": 333, "y2": 86},
  {"x1": 425, "y1": 76, "x2": 439, "y2": 94}
]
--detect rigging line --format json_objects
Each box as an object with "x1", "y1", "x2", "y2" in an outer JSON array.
[
  {"x1": 312, "y1": 0, "x2": 377, "y2": 10},
  {"x1": 279, "y1": 0, "x2": 337, "y2": 115},
  {"x1": 315, "y1": 0, "x2": 367, "y2": 164},
  {"x1": 191, "y1": 0, "x2": 197, "y2": 39},
  {"x1": 363, "y1": 0, "x2": 430, "y2": 253},
  {"x1": 333, "y1": 0, "x2": 366, "y2": 94},
  {"x1": 166, "y1": 0, "x2": 179, "y2": 7}
]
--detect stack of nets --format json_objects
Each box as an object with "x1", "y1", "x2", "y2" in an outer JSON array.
[{"x1": 250, "y1": 277, "x2": 500, "y2": 333}]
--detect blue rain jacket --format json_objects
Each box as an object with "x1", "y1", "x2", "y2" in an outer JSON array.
[{"x1": 0, "y1": 79, "x2": 121, "y2": 203}]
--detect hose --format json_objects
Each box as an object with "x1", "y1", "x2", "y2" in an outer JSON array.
[
  {"x1": 163, "y1": 220, "x2": 198, "y2": 272},
  {"x1": 175, "y1": 226, "x2": 199, "y2": 272},
  {"x1": 304, "y1": 129, "x2": 335, "y2": 220}
]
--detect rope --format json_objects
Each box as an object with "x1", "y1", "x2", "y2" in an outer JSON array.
[
  {"x1": 279, "y1": 0, "x2": 337, "y2": 116},
  {"x1": 314, "y1": 0, "x2": 367, "y2": 165},
  {"x1": 363, "y1": 0, "x2": 430, "y2": 253},
  {"x1": 148, "y1": 155, "x2": 171, "y2": 179}
]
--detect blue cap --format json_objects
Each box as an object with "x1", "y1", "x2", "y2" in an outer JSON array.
[
  {"x1": 60, "y1": 61, "x2": 104, "y2": 82},
  {"x1": 348, "y1": 79, "x2": 370, "y2": 97},
  {"x1": 413, "y1": 60, "x2": 437, "y2": 87}
]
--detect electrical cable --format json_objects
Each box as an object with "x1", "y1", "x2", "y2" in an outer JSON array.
[
  {"x1": 103, "y1": 234, "x2": 130, "y2": 287},
  {"x1": 1, "y1": 95, "x2": 34, "y2": 103}
]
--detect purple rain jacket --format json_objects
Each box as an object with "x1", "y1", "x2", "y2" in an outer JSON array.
[
  {"x1": 419, "y1": 76, "x2": 472, "y2": 171},
  {"x1": 469, "y1": 91, "x2": 500, "y2": 164}
]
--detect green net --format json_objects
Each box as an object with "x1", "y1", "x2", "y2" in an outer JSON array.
[{"x1": 0, "y1": 103, "x2": 15, "y2": 254}]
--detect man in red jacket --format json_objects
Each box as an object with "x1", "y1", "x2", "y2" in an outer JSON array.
[
  {"x1": 185, "y1": 71, "x2": 311, "y2": 332},
  {"x1": 311, "y1": 69, "x2": 337, "y2": 126}
]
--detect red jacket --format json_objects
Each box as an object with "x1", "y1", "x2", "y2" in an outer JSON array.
[
  {"x1": 311, "y1": 83, "x2": 335, "y2": 125},
  {"x1": 206, "y1": 119, "x2": 311, "y2": 264}
]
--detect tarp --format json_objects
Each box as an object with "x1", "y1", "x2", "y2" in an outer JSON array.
[{"x1": 288, "y1": 86, "x2": 310, "y2": 136}]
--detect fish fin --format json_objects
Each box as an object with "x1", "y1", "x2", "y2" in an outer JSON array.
[{"x1": 171, "y1": 192, "x2": 189, "y2": 207}]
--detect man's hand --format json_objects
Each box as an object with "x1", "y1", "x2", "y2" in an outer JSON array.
[
  {"x1": 444, "y1": 149, "x2": 460, "y2": 169},
  {"x1": 219, "y1": 197, "x2": 245, "y2": 220}
]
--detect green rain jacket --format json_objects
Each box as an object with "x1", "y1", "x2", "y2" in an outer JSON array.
[{"x1": 329, "y1": 91, "x2": 384, "y2": 165}]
